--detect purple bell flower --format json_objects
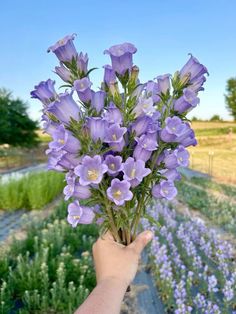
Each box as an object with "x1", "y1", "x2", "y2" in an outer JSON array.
[
  {"x1": 104, "y1": 42, "x2": 137, "y2": 75},
  {"x1": 131, "y1": 116, "x2": 152, "y2": 136},
  {"x1": 74, "y1": 155, "x2": 108, "y2": 186},
  {"x1": 103, "y1": 65, "x2": 116, "y2": 85},
  {"x1": 107, "y1": 178, "x2": 133, "y2": 206},
  {"x1": 91, "y1": 90, "x2": 105, "y2": 113},
  {"x1": 74, "y1": 77, "x2": 92, "y2": 103},
  {"x1": 47, "y1": 34, "x2": 77, "y2": 63},
  {"x1": 152, "y1": 181, "x2": 177, "y2": 200},
  {"x1": 132, "y1": 96, "x2": 155, "y2": 118},
  {"x1": 133, "y1": 134, "x2": 158, "y2": 162},
  {"x1": 47, "y1": 149, "x2": 81, "y2": 171},
  {"x1": 31, "y1": 79, "x2": 57, "y2": 106},
  {"x1": 67, "y1": 200, "x2": 95, "y2": 227},
  {"x1": 160, "y1": 169, "x2": 181, "y2": 181},
  {"x1": 146, "y1": 80, "x2": 160, "y2": 103},
  {"x1": 77, "y1": 52, "x2": 89, "y2": 75},
  {"x1": 63, "y1": 181, "x2": 91, "y2": 200},
  {"x1": 87, "y1": 117, "x2": 108, "y2": 142},
  {"x1": 49, "y1": 124, "x2": 81, "y2": 154},
  {"x1": 47, "y1": 92, "x2": 81, "y2": 125},
  {"x1": 180, "y1": 54, "x2": 209, "y2": 86},
  {"x1": 174, "y1": 88, "x2": 200, "y2": 114},
  {"x1": 122, "y1": 157, "x2": 151, "y2": 187},
  {"x1": 103, "y1": 102, "x2": 123, "y2": 125},
  {"x1": 55, "y1": 62, "x2": 72, "y2": 82},
  {"x1": 104, "y1": 155, "x2": 123, "y2": 176},
  {"x1": 155, "y1": 74, "x2": 171, "y2": 94},
  {"x1": 104, "y1": 123, "x2": 127, "y2": 152}
]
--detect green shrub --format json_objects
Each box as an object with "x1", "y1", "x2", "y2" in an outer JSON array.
[{"x1": 0, "y1": 171, "x2": 65, "y2": 210}]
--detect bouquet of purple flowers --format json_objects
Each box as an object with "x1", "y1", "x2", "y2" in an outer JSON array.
[{"x1": 31, "y1": 34, "x2": 208, "y2": 245}]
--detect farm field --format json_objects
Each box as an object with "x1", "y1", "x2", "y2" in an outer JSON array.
[{"x1": 188, "y1": 121, "x2": 236, "y2": 183}]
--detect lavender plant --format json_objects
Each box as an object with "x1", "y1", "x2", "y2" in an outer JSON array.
[{"x1": 31, "y1": 34, "x2": 208, "y2": 244}]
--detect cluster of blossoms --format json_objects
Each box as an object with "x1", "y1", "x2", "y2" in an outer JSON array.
[
  {"x1": 31, "y1": 34, "x2": 208, "y2": 244},
  {"x1": 142, "y1": 200, "x2": 236, "y2": 313}
]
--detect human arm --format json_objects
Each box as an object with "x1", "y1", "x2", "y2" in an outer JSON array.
[{"x1": 74, "y1": 230, "x2": 153, "y2": 314}]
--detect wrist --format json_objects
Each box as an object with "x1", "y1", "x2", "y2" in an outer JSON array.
[{"x1": 97, "y1": 276, "x2": 129, "y2": 292}]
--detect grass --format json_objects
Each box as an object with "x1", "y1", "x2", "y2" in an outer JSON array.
[
  {"x1": 0, "y1": 171, "x2": 65, "y2": 210},
  {"x1": 187, "y1": 121, "x2": 236, "y2": 183},
  {"x1": 0, "y1": 201, "x2": 98, "y2": 314}
]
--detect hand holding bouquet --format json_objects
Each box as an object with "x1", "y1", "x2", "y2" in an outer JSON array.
[{"x1": 31, "y1": 34, "x2": 208, "y2": 245}]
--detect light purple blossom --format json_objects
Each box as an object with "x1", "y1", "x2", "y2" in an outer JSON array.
[
  {"x1": 47, "y1": 92, "x2": 81, "y2": 125},
  {"x1": 156, "y1": 74, "x2": 171, "y2": 94},
  {"x1": 74, "y1": 155, "x2": 107, "y2": 186},
  {"x1": 131, "y1": 116, "x2": 152, "y2": 136},
  {"x1": 67, "y1": 200, "x2": 95, "y2": 227},
  {"x1": 77, "y1": 52, "x2": 89, "y2": 74},
  {"x1": 152, "y1": 181, "x2": 177, "y2": 200},
  {"x1": 55, "y1": 62, "x2": 72, "y2": 82},
  {"x1": 47, "y1": 149, "x2": 81, "y2": 171},
  {"x1": 74, "y1": 77, "x2": 92, "y2": 103},
  {"x1": 63, "y1": 181, "x2": 91, "y2": 200},
  {"x1": 49, "y1": 124, "x2": 81, "y2": 153},
  {"x1": 163, "y1": 146, "x2": 190, "y2": 168},
  {"x1": 122, "y1": 157, "x2": 151, "y2": 187},
  {"x1": 47, "y1": 34, "x2": 77, "y2": 63},
  {"x1": 87, "y1": 117, "x2": 108, "y2": 142},
  {"x1": 174, "y1": 88, "x2": 200, "y2": 114},
  {"x1": 104, "y1": 42, "x2": 137, "y2": 75},
  {"x1": 103, "y1": 102, "x2": 123, "y2": 125},
  {"x1": 132, "y1": 96, "x2": 155, "y2": 118},
  {"x1": 107, "y1": 178, "x2": 133, "y2": 206},
  {"x1": 31, "y1": 79, "x2": 57, "y2": 106},
  {"x1": 104, "y1": 124, "x2": 127, "y2": 152},
  {"x1": 104, "y1": 155, "x2": 123, "y2": 176},
  {"x1": 146, "y1": 80, "x2": 160, "y2": 103},
  {"x1": 103, "y1": 65, "x2": 116, "y2": 85},
  {"x1": 91, "y1": 90, "x2": 105, "y2": 113},
  {"x1": 133, "y1": 134, "x2": 158, "y2": 162}
]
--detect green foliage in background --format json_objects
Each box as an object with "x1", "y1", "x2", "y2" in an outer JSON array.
[
  {"x1": 0, "y1": 202, "x2": 98, "y2": 314},
  {"x1": 0, "y1": 88, "x2": 39, "y2": 148},
  {"x1": 225, "y1": 78, "x2": 236, "y2": 121},
  {"x1": 0, "y1": 171, "x2": 65, "y2": 210}
]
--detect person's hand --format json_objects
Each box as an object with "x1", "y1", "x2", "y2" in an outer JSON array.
[{"x1": 92, "y1": 230, "x2": 153, "y2": 289}]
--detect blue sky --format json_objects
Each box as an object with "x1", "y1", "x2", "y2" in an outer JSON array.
[{"x1": 1, "y1": 0, "x2": 236, "y2": 122}]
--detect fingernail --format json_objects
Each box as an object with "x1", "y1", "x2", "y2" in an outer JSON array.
[{"x1": 145, "y1": 231, "x2": 153, "y2": 241}]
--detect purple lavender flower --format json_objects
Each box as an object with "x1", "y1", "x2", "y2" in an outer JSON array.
[
  {"x1": 208, "y1": 275, "x2": 218, "y2": 293},
  {"x1": 91, "y1": 90, "x2": 105, "y2": 113},
  {"x1": 49, "y1": 124, "x2": 81, "y2": 153},
  {"x1": 63, "y1": 181, "x2": 91, "y2": 200},
  {"x1": 223, "y1": 280, "x2": 234, "y2": 302},
  {"x1": 152, "y1": 181, "x2": 177, "y2": 200},
  {"x1": 180, "y1": 54, "x2": 208, "y2": 87},
  {"x1": 31, "y1": 79, "x2": 57, "y2": 106},
  {"x1": 55, "y1": 62, "x2": 72, "y2": 82},
  {"x1": 104, "y1": 155, "x2": 123, "y2": 176},
  {"x1": 47, "y1": 92, "x2": 81, "y2": 125},
  {"x1": 107, "y1": 178, "x2": 133, "y2": 206},
  {"x1": 103, "y1": 65, "x2": 116, "y2": 85},
  {"x1": 133, "y1": 134, "x2": 158, "y2": 162},
  {"x1": 74, "y1": 77, "x2": 92, "y2": 103},
  {"x1": 87, "y1": 117, "x2": 108, "y2": 142},
  {"x1": 131, "y1": 116, "x2": 152, "y2": 136},
  {"x1": 67, "y1": 200, "x2": 95, "y2": 227},
  {"x1": 174, "y1": 88, "x2": 200, "y2": 114},
  {"x1": 77, "y1": 52, "x2": 89, "y2": 74},
  {"x1": 155, "y1": 74, "x2": 171, "y2": 94},
  {"x1": 132, "y1": 96, "x2": 155, "y2": 118},
  {"x1": 104, "y1": 42, "x2": 137, "y2": 75},
  {"x1": 122, "y1": 157, "x2": 151, "y2": 187},
  {"x1": 103, "y1": 102, "x2": 123, "y2": 125},
  {"x1": 74, "y1": 155, "x2": 107, "y2": 186},
  {"x1": 47, "y1": 34, "x2": 77, "y2": 63},
  {"x1": 104, "y1": 124, "x2": 127, "y2": 152}
]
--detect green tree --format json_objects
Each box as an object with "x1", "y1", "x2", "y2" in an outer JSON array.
[
  {"x1": 0, "y1": 88, "x2": 39, "y2": 147},
  {"x1": 225, "y1": 78, "x2": 236, "y2": 121},
  {"x1": 210, "y1": 114, "x2": 222, "y2": 122}
]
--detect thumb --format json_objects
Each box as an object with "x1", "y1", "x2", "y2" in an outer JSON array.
[{"x1": 128, "y1": 230, "x2": 153, "y2": 255}]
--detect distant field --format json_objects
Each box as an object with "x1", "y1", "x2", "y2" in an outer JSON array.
[{"x1": 189, "y1": 121, "x2": 236, "y2": 183}]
